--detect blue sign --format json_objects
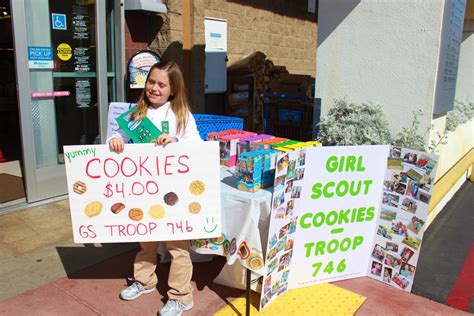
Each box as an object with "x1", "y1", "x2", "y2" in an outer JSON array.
[
  {"x1": 51, "y1": 13, "x2": 67, "y2": 30},
  {"x1": 28, "y1": 46, "x2": 53, "y2": 69}
]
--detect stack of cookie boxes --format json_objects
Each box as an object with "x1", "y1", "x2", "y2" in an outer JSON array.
[{"x1": 208, "y1": 129, "x2": 321, "y2": 192}]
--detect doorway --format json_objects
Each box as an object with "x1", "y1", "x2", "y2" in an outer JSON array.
[{"x1": 0, "y1": 0, "x2": 26, "y2": 208}]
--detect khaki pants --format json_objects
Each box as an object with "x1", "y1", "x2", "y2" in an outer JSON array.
[{"x1": 134, "y1": 240, "x2": 193, "y2": 304}]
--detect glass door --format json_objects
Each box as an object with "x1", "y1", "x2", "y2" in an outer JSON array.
[{"x1": 11, "y1": 0, "x2": 122, "y2": 202}]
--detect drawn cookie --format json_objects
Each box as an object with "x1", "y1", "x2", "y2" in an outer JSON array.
[
  {"x1": 73, "y1": 180, "x2": 87, "y2": 195},
  {"x1": 149, "y1": 204, "x2": 165, "y2": 219},
  {"x1": 189, "y1": 180, "x2": 205, "y2": 195},
  {"x1": 164, "y1": 192, "x2": 179, "y2": 206},
  {"x1": 129, "y1": 208, "x2": 144, "y2": 221},
  {"x1": 111, "y1": 202, "x2": 125, "y2": 214},
  {"x1": 188, "y1": 202, "x2": 201, "y2": 214},
  {"x1": 85, "y1": 201, "x2": 102, "y2": 218}
]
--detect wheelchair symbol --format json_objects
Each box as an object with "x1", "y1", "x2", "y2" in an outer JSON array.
[{"x1": 52, "y1": 13, "x2": 66, "y2": 30}]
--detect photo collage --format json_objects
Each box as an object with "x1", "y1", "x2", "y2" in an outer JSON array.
[
  {"x1": 369, "y1": 146, "x2": 438, "y2": 291},
  {"x1": 260, "y1": 149, "x2": 307, "y2": 308}
]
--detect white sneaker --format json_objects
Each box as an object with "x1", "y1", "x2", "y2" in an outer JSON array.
[
  {"x1": 159, "y1": 299, "x2": 194, "y2": 316},
  {"x1": 119, "y1": 281, "x2": 155, "y2": 301}
]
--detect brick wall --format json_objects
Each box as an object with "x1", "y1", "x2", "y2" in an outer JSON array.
[{"x1": 125, "y1": 0, "x2": 317, "y2": 112}]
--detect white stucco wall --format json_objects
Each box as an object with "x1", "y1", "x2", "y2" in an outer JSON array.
[
  {"x1": 316, "y1": 0, "x2": 447, "y2": 138},
  {"x1": 455, "y1": 20, "x2": 474, "y2": 101}
]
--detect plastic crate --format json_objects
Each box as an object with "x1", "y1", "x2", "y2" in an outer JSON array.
[{"x1": 193, "y1": 114, "x2": 244, "y2": 140}]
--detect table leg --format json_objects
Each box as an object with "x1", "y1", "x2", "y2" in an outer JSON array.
[{"x1": 246, "y1": 268, "x2": 251, "y2": 316}]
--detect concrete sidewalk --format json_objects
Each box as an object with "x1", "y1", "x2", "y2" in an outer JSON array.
[
  {"x1": 0, "y1": 247, "x2": 468, "y2": 315},
  {"x1": 0, "y1": 185, "x2": 472, "y2": 315}
]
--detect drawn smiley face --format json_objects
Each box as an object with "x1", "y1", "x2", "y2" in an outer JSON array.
[{"x1": 204, "y1": 217, "x2": 218, "y2": 233}]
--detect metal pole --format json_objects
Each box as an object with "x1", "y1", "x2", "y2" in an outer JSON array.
[{"x1": 246, "y1": 268, "x2": 251, "y2": 316}]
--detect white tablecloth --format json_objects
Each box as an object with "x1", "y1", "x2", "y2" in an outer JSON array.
[{"x1": 191, "y1": 166, "x2": 273, "y2": 290}]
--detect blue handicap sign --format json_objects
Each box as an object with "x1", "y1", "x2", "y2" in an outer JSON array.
[{"x1": 51, "y1": 13, "x2": 67, "y2": 30}]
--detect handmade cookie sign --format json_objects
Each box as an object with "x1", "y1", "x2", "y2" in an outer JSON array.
[{"x1": 64, "y1": 142, "x2": 221, "y2": 243}]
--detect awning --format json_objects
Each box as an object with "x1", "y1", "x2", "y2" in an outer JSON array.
[{"x1": 124, "y1": 0, "x2": 167, "y2": 13}]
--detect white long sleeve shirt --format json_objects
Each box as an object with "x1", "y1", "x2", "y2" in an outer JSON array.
[{"x1": 106, "y1": 101, "x2": 203, "y2": 144}]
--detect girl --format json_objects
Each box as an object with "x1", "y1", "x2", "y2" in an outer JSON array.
[{"x1": 108, "y1": 61, "x2": 202, "y2": 316}]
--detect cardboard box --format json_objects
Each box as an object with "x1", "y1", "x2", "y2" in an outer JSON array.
[{"x1": 236, "y1": 151, "x2": 263, "y2": 192}]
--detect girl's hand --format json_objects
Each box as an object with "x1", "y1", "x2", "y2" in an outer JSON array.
[
  {"x1": 153, "y1": 133, "x2": 177, "y2": 146},
  {"x1": 109, "y1": 137, "x2": 125, "y2": 153}
]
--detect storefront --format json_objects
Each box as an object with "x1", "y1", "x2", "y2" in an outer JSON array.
[{"x1": 4, "y1": 0, "x2": 126, "y2": 205}]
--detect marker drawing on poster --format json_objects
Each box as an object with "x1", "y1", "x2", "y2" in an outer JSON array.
[{"x1": 64, "y1": 142, "x2": 221, "y2": 243}]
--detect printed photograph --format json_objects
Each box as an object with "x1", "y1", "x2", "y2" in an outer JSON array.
[
  {"x1": 377, "y1": 225, "x2": 393, "y2": 240},
  {"x1": 287, "y1": 160, "x2": 296, "y2": 180},
  {"x1": 277, "y1": 154, "x2": 289, "y2": 172},
  {"x1": 403, "y1": 152, "x2": 419, "y2": 165},
  {"x1": 281, "y1": 270, "x2": 290, "y2": 283},
  {"x1": 266, "y1": 246, "x2": 278, "y2": 262},
  {"x1": 278, "y1": 250, "x2": 293, "y2": 272},
  {"x1": 267, "y1": 258, "x2": 278, "y2": 274},
  {"x1": 390, "y1": 146, "x2": 402, "y2": 158},
  {"x1": 264, "y1": 275, "x2": 272, "y2": 294},
  {"x1": 419, "y1": 176, "x2": 434, "y2": 192},
  {"x1": 277, "y1": 282, "x2": 288, "y2": 295},
  {"x1": 291, "y1": 186, "x2": 302, "y2": 198},
  {"x1": 402, "y1": 235, "x2": 422, "y2": 250},
  {"x1": 392, "y1": 272, "x2": 410, "y2": 289},
  {"x1": 298, "y1": 149, "x2": 306, "y2": 166},
  {"x1": 383, "y1": 266, "x2": 393, "y2": 283},
  {"x1": 271, "y1": 280, "x2": 280, "y2": 296},
  {"x1": 268, "y1": 234, "x2": 278, "y2": 249},
  {"x1": 277, "y1": 236, "x2": 288, "y2": 252},
  {"x1": 285, "y1": 238, "x2": 294, "y2": 251},
  {"x1": 285, "y1": 199, "x2": 295, "y2": 217},
  {"x1": 273, "y1": 192, "x2": 285, "y2": 209},
  {"x1": 285, "y1": 179, "x2": 294, "y2": 193},
  {"x1": 383, "y1": 192, "x2": 400, "y2": 208},
  {"x1": 391, "y1": 220, "x2": 408, "y2": 237},
  {"x1": 385, "y1": 253, "x2": 402, "y2": 270},
  {"x1": 370, "y1": 261, "x2": 382, "y2": 277},
  {"x1": 387, "y1": 157, "x2": 403, "y2": 170},
  {"x1": 400, "y1": 247, "x2": 415, "y2": 263},
  {"x1": 275, "y1": 207, "x2": 286, "y2": 219},
  {"x1": 288, "y1": 217, "x2": 298, "y2": 234},
  {"x1": 401, "y1": 197, "x2": 418, "y2": 214},
  {"x1": 394, "y1": 182, "x2": 407, "y2": 195},
  {"x1": 386, "y1": 242, "x2": 399, "y2": 253},
  {"x1": 295, "y1": 168, "x2": 305, "y2": 180},
  {"x1": 406, "y1": 179, "x2": 420, "y2": 198},
  {"x1": 408, "y1": 216, "x2": 425, "y2": 234},
  {"x1": 371, "y1": 244, "x2": 386, "y2": 261},
  {"x1": 400, "y1": 263, "x2": 416, "y2": 280},
  {"x1": 380, "y1": 209, "x2": 397, "y2": 221},
  {"x1": 416, "y1": 190, "x2": 431, "y2": 204},
  {"x1": 274, "y1": 175, "x2": 287, "y2": 191},
  {"x1": 279, "y1": 223, "x2": 290, "y2": 239},
  {"x1": 384, "y1": 180, "x2": 395, "y2": 192},
  {"x1": 261, "y1": 291, "x2": 272, "y2": 308},
  {"x1": 406, "y1": 168, "x2": 423, "y2": 183}
]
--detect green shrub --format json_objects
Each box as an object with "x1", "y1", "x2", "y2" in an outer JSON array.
[
  {"x1": 316, "y1": 99, "x2": 392, "y2": 146},
  {"x1": 446, "y1": 100, "x2": 474, "y2": 131}
]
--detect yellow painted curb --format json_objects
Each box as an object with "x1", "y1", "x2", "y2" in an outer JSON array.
[
  {"x1": 214, "y1": 283, "x2": 366, "y2": 315},
  {"x1": 429, "y1": 148, "x2": 474, "y2": 213}
]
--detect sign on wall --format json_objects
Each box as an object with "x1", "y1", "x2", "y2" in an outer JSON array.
[{"x1": 64, "y1": 142, "x2": 221, "y2": 243}]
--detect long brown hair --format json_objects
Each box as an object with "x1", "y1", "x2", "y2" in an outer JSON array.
[{"x1": 131, "y1": 61, "x2": 190, "y2": 135}]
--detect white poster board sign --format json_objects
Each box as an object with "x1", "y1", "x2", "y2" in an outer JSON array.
[
  {"x1": 261, "y1": 145, "x2": 389, "y2": 309},
  {"x1": 64, "y1": 142, "x2": 221, "y2": 243}
]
